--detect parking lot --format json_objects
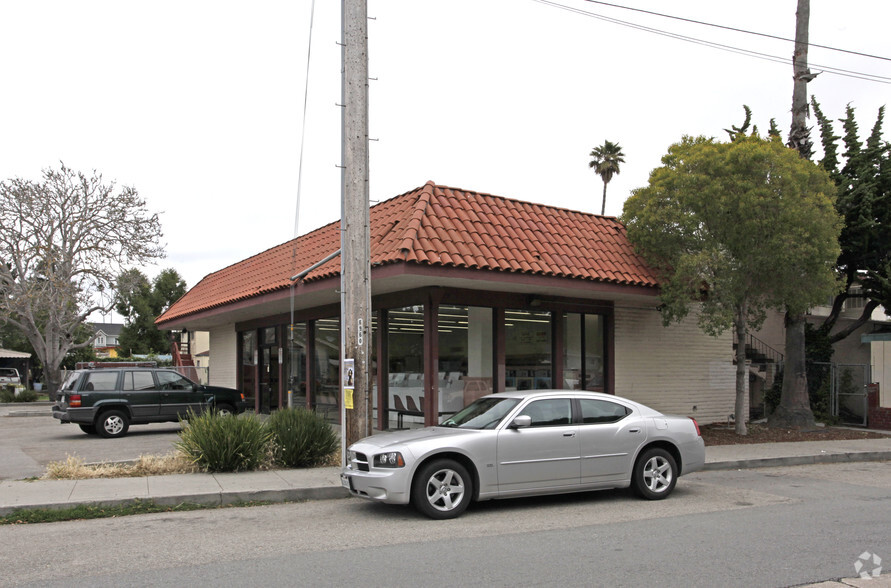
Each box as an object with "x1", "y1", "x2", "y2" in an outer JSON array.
[{"x1": 0, "y1": 404, "x2": 184, "y2": 480}]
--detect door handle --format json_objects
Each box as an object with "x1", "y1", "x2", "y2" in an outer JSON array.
[
  {"x1": 563, "y1": 432, "x2": 576, "y2": 437},
  {"x1": 628, "y1": 428, "x2": 640, "y2": 433}
]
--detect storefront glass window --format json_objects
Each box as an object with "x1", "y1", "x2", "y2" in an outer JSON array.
[
  {"x1": 314, "y1": 317, "x2": 340, "y2": 422},
  {"x1": 287, "y1": 322, "x2": 307, "y2": 409},
  {"x1": 388, "y1": 305, "x2": 425, "y2": 428},
  {"x1": 505, "y1": 309, "x2": 552, "y2": 390},
  {"x1": 564, "y1": 313, "x2": 605, "y2": 391},
  {"x1": 438, "y1": 305, "x2": 492, "y2": 417},
  {"x1": 240, "y1": 330, "x2": 256, "y2": 408}
]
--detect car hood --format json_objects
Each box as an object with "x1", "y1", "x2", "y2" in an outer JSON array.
[{"x1": 351, "y1": 426, "x2": 477, "y2": 450}]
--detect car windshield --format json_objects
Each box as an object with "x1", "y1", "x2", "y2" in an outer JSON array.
[{"x1": 439, "y1": 397, "x2": 520, "y2": 430}]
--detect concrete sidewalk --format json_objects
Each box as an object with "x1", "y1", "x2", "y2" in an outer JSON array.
[{"x1": 1, "y1": 436, "x2": 889, "y2": 517}]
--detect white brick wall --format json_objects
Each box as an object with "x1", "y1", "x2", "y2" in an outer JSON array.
[
  {"x1": 614, "y1": 305, "x2": 744, "y2": 425},
  {"x1": 208, "y1": 324, "x2": 237, "y2": 389}
]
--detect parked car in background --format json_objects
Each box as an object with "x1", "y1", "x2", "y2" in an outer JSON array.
[
  {"x1": 52, "y1": 367, "x2": 247, "y2": 438},
  {"x1": 342, "y1": 390, "x2": 705, "y2": 519}
]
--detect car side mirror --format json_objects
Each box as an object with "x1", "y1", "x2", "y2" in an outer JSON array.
[{"x1": 510, "y1": 415, "x2": 532, "y2": 429}]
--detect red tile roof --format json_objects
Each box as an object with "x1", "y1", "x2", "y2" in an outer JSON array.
[{"x1": 156, "y1": 182, "x2": 658, "y2": 324}]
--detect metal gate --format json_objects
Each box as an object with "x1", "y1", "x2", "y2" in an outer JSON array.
[{"x1": 830, "y1": 363, "x2": 871, "y2": 426}]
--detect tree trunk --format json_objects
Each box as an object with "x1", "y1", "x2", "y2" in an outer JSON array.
[
  {"x1": 770, "y1": 313, "x2": 817, "y2": 429},
  {"x1": 601, "y1": 181, "x2": 608, "y2": 216},
  {"x1": 787, "y1": 0, "x2": 814, "y2": 159},
  {"x1": 771, "y1": 0, "x2": 818, "y2": 429},
  {"x1": 734, "y1": 305, "x2": 748, "y2": 435}
]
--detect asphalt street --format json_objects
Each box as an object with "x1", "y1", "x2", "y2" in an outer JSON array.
[{"x1": 1, "y1": 462, "x2": 888, "y2": 587}]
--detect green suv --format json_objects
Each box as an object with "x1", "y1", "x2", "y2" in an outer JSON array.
[{"x1": 52, "y1": 368, "x2": 248, "y2": 438}]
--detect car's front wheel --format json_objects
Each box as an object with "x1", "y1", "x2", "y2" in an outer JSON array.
[
  {"x1": 632, "y1": 447, "x2": 677, "y2": 500},
  {"x1": 78, "y1": 424, "x2": 97, "y2": 435},
  {"x1": 96, "y1": 410, "x2": 130, "y2": 439},
  {"x1": 412, "y1": 458, "x2": 473, "y2": 519}
]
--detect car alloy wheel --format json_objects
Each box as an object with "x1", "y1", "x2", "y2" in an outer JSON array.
[
  {"x1": 412, "y1": 459, "x2": 473, "y2": 519},
  {"x1": 97, "y1": 410, "x2": 130, "y2": 439},
  {"x1": 632, "y1": 447, "x2": 677, "y2": 500}
]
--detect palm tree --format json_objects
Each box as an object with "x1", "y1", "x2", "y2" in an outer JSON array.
[{"x1": 589, "y1": 140, "x2": 625, "y2": 215}]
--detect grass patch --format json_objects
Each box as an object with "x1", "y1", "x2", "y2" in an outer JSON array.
[
  {"x1": 0, "y1": 499, "x2": 278, "y2": 525},
  {"x1": 44, "y1": 453, "x2": 198, "y2": 479}
]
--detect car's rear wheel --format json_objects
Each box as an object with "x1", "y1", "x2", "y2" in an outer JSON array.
[
  {"x1": 412, "y1": 458, "x2": 472, "y2": 519},
  {"x1": 632, "y1": 447, "x2": 677, "y2": 500},
  {"x1": 78, "y1": 424, "x2": 97, "y2": 435},
  {"x1": 215, "y1": 403, "x2": 235, "y2": 416},
  {"x1": 96, "y1": 410, "x2": 130, "y2": 439}
]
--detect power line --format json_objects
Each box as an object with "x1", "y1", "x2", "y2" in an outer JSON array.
[
  {"x1": 530, "y1": 0, "x2": 890, "y2": 84},
  {"x1": 581, "y1": 0, "x2": 891, "y2": 63}
]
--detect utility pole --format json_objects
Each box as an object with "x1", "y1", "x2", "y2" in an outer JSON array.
[{"x1": 340, "y1": 0, "x2": 372, "y2": 454}]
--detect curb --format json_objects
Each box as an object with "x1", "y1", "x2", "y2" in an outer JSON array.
[
  {"x1": 704, "y1": 450, "x2": 891, "y2": 471},
  {"x1": 0, "y1": 486, "x2": 351, "y2": 517}
]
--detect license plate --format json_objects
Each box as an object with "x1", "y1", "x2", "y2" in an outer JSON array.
[{"x1": 340, "y1": 474, "x2": 352, "y2": 490}]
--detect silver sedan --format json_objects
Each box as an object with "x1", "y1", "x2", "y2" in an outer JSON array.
[{"x1": 341, "y1": 390, "x2": 706, "y2": 519}]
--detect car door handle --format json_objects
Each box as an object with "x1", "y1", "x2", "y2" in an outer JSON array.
[
  {"x1": 563, "y1": 432, "x2": 576, "y2": 437},
  {"x1": 628, "y1": 428, "x2": 641, "y2": 433}
]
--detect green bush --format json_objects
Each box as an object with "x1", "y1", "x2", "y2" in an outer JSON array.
[
  {"x1": 0, "y1": 388, "x2": 38, "y2": 403},
  {"x1": 176, "y1": 410, "x2": 271, "y2": 472},
  {"x1": 267, "y1": 407, "x2": 339, "y2": 468}
]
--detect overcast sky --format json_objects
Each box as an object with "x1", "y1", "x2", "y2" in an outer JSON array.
[{"x1": 1, "y1": 0, "x2": 888, "y2": 314}]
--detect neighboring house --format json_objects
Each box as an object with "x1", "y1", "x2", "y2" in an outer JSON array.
[
  {"x1": 88, "y1": 322, "x2": 124, "y2": 358},
  {"x1": 749, "y1": 290, "x2": 891, "y2": 430},
  {"x1": 156, "y1": 182, "x2": 741, "y2": 425}
]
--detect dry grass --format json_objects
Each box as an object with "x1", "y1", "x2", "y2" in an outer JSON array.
[
  {"x1": 43, "y1": 449, "x2": 342, "y2": 480},
  {"x1": 44, "y1": 453, "x2": 199, "y2": 479}
]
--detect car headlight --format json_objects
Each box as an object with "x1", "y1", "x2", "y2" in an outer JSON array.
[
  {"x1": 373, "y1": 451, "x2": 405, "y2": 468},
  {"x1": 347, "y1": 450, "x2": 357, "y2": 464}
]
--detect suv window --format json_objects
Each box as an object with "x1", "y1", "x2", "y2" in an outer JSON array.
[
  {"x1": 123, "y1": 371, "x2": 157, "y2": 391},
  {"x1": 579, "y1": 398, "x2": 630, "y2": 424},
  {"x1": 157, "y1": 371, "x2": 193, "y2": 390},
  {"x1": 83, "y1": 371, "x2": 120, "y2": 391},
  {"x1": 0, "y1": 368, "x2": 18, "y2": 378},
  {"x1": 518, "y1": 398, "x2": 572, "y2": 427}
]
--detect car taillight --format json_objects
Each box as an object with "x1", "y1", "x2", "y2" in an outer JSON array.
[
  {"x1": 690, "y1": 417, "x2": 701, "y2": 436},
  {"x1": 240, "y1": 393, "x2": 245, "y2": 401},
  {"x1": 70, "y1": 394, "x2": 82, "y2": 407}
]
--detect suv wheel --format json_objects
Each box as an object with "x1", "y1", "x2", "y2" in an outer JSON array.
[
  {"x1": 215, "y1": 403, "x2": 235, "y2": 416},
  {"x1": 97, "y1": 410, "x2": 130, "y2": 438},
  {"x1": 78, "y1": 424, "x2": 97, "y2": 435}
]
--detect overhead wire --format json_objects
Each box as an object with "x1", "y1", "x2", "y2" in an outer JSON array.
[
  {"x1": 581, "y1": 0, "x2": 891, "y2": 63},
  {"x1": 294, "y1": 0, "x2": 317, "y2": 238},
  {"x1": 530, "y1": 0, "x2": 890, "y2": 85}
]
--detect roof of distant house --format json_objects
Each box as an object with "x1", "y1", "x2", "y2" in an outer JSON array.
[
  {"x1": 157, "y1": 182, "x2": 659, "y2": 325},
  {"x1": 88, "y1": 322, "x2": 124, "y2": 337}
]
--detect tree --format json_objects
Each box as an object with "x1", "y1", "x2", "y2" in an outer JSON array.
[
  {"x1": 0, "y1": 164, "x2": 164, "y2": 397},
  {"x1": 622, "y1": 134, "x2": 841, "y2": 435},
  {"x1": 589, "y1": 140, "x2": 626, "y2": 215},
  {"x1": 115, "y1": 268, "x2": 187, "y2": 355},
  {"x1": 811, "y1": 100, "x2": 891, "y2": 341}
]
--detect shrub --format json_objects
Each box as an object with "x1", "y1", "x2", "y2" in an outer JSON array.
[
  {"x1": 176, "y1": 410, "x2": 271, "y2": 472},
  {"x1": 0, "y1": 388, "x2": 37, "y2": 403},
  {"x1": 267, "y1": 407, "x2": 339, "y2": 468}
]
